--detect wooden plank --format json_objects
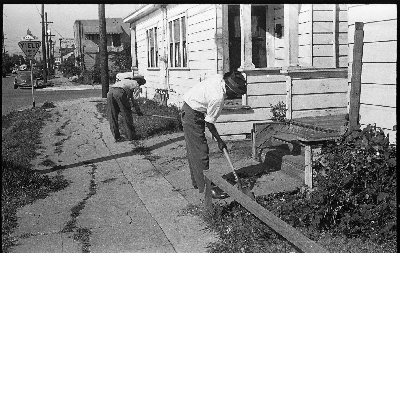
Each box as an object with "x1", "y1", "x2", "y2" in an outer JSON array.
[
  {"x1": 312, "y1": 56, "x2": 335, "y2": 68},
  {"x1": 313, "y1": 21, "x2": 347, "y2": 33},
  {"x1": 248, "y1": 81, "x2": 286, "y2": 96},
  {"x1": 347, "y1": 4, "x2": 397, "y2": 24},
  {"x1": 292, "y1": 92, "x2": 347, "y2": 110},
  {"x1": 332, "y1": 3, "x2": 338, "y2": 68},
  {"x1": 313, "y1": 32, "x2": 347, "y2": 45},
  {"x1": 304, "y1": 145, "x2": 313, "y2": 188},
  {"x1": 203, "y1": 170, "x2": 327, "y2": 253},
  {"x1": 299, "y1": 33, "x2": 311, "y2": 46},
  {"x1": 266, "y1": 4, "x2": 275, "y2": 67},
  {"x1": 292, "y1": 78, "x2": 348, "y2": 95},
  {"x1": 313, "y1": 4, "x2": 334, "y2": 11},
  {"x1": 359, "y1": 104, "x2": 397, "y2": 132},
  {"x1": 246, "y1": 73, "x2": 286, "y2": 84},
  {"x1": 284, "y1": 4, "x2": 299, "y2": 66},
  {"x1": 361, "y1": 63, "x2": 397, "y2": 85},
  {"x1": 357, "y1": 41, "x2": 397, "y2": 63},
  {"x1": 360, "y1": 84, "x2": 396, "y2": 108},
  {"x1": 187, "y1": 7, "x2": 214, "y2": 26},
  {"x1": 348, "y1": 22, "x2": 364, "y2": 132},
  {"x1": 217, "y1": 108, "x2": 271, "y2": 123},
  {"x1": 363, "y1": 19, "x2": 397, "y2": 42},
  {"x1": 292, "y1": 108, "x2": 347, "y2": 119},
  {"x1": 215, "y1": 121, "x2": 254, "y2": 135},
  {"x1": 247, "y1": 94, "x2": 287, "y2": 108}
]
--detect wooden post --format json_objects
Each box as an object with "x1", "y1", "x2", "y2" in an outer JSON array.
[
  {"x1": 130, "y1": 27, "x2": 138, "y2": 74},
  {"x1": 304, "y1": 145, "x2": 313, "y2": 188},
  {"x1": 266, "y1": 4, "x2": 275, "y2": 68},
  {"x1": 348, "y1": 22, "x2": 364, "y2": 132},
  {"x1": 41, "y1": 4, "x2": 47, "y2": 83},
  {"x1": 239, "y1": 4, "x2": 254, "y2": 70},
  {"x1": 284, "y1": 4, "x2": 299, "y2": 67},
  {"x1": 221, "y1": 4, "x2": 229, "y2": 73},
  {"x1": 30, "y1": 59, "x2": 35, "y2": 108},
  {"x1": 204, "y1": 176, "x2": 213, "y2": 211},
  {"x1": 98, "y1": 4, "x2": 109, "y2": 98},
  {"x1": 332, "y1": 4, "x2": 339, "y2": 68}
]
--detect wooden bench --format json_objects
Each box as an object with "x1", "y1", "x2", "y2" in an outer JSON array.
[
  {"x1": 251, "y1": 114, "x2": 348, "y2": 188},
  {"x1": 203, "y1": 169, "x2": 327, "y2": 253}
]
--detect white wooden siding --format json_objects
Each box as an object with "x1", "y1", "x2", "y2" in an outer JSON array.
[{"x1": 347, "y1": 4, "x2": 396, "y2": 140}]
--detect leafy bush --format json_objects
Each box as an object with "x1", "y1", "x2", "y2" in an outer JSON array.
[
  {"x1": 270, "y1": 101, "x2": 287, "y2": 122},
  {"x1": 309, "y1": 125, "x2": 396, "y2": 242}
]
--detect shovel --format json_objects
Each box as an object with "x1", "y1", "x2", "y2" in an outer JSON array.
[{"x1": 222, "y1": 148, "x2": 255, "y2": 200}]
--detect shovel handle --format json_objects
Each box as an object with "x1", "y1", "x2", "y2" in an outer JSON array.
[{"x1": 223, "y1": 148, "x2": 242, "y2": 188}]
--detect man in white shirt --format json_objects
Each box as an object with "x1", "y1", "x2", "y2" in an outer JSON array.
[
  {"x1": 181, "y1": 71, "x2": 247, "y2": 199},
  {"x1": 107, "y1": 72, "x2": 146, "y2": 142}
]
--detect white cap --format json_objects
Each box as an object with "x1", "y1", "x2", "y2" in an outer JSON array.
[{"x1": 116, "y1": 72, "x2": 133, "y2": 81}]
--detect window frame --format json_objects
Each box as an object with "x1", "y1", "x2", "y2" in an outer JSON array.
[
  {"x1": 168, "y1": 13, "x2": 188, "y2": 69},
  {"x1": 146, "y1": 26, "x2": 159, "y2": 69}
]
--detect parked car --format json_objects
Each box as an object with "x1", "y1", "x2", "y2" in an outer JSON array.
[{"x1": 14, "y1": 70, "x2": 45, "y2": 89}]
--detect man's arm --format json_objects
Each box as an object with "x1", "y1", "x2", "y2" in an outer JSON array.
[
  {"x1": 206, "y1": 121, "x2": 227, "y2": 151},
  {"x1": 130, "y1": 86, "x2": 143, "y2": 116}
]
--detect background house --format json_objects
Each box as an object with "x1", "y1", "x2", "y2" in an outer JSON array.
[
  {"x1": 123, "y1": 4, "x2": 396, "y2": 142},
  {"x1": 73, "y1": 18, "x2": 130, "y2": 71}
]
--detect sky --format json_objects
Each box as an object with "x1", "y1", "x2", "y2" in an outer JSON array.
[{"x1": 3, "y1": 4, "x2": 137, "y2": 55}]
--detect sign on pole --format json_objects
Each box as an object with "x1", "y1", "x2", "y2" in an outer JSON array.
[{"x1": 18, "y1": 40, "x2": 41, "y2": 59}]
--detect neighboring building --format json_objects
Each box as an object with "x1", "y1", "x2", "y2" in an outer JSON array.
[
  {"x1": 73, "y1": 18, "x2": 130, "y2": 70},
  {"x1": 123, "y1": 4, "x2": 349, "y2": 137},
  {"x1": 60, "y1": 38, "x2": 75, "y2": 62},
  {"x1": 347, "y1": 4, "x2": 396, "y2": 143}
]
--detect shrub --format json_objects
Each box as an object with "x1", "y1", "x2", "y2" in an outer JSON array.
[
  {"x1": 270, "y1": 101, "x2": 287, "y2": 122},
  {"x1": 310, "y1": 125, "x2": 396, "y2": 242}
]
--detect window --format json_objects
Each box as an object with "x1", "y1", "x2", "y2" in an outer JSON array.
[
  {"x1": 169, "y1": 15, "x2": 187, "y2": 68},
  {"x1": 112, "y1": 34, "x2": 121, "y2": 47},
  {"x1": 146, "y1": 27, "x2": 158, "y2": 68}
]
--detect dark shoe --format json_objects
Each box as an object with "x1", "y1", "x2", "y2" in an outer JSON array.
[{"x1": 211, "y1": 186, "x2": 229, "y2": 199}]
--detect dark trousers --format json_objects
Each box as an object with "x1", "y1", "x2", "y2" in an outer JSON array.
[
  {"x1": 107, "y1": 87, "x2": 136, "y2": 140},
  {"x1": 181, "y1": 102, "x2": 209, "y2": 193}
]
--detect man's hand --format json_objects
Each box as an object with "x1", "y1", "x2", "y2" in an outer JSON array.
[{"x1": 217, "y1": 138, "x2": 227, "y2": 152}]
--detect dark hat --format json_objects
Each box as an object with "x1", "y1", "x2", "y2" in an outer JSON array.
[
  {"x1": 132, "y1": 74, "x2": 146, "y2": 86},
  {"x1": 224, "y1": 71, "x2": 246, "y2": 96}
]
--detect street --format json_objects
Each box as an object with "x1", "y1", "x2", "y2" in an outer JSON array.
[{"x1": 2, "y1": 74, "x2": 102, "y2": 115}]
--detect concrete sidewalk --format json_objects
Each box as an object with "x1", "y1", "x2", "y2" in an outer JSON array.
[{"x1": 10, "y1": 98, "x2": 219, "y2": 253}]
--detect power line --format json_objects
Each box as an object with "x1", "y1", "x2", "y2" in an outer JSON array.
[{"x1": 35, "y1": 4, "x2": 41, "y2": 17}]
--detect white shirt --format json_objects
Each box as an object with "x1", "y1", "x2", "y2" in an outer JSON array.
[
  {"x1": 112, "y1": 79, "x2": 140, "y2": 100},
  {"x1": 182, "y1": 74, "x2": 226, "y2": 124}
]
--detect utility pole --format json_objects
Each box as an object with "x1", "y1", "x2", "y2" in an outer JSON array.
[
  {"x1": 98, "y1": 4, "x2": 109, "y2": 98},
  {"x1": 41, "y1": 4, "x2": 47, "y2": 83},
  {"x1": 45, "y1": 12, "x2": 54, "y2": 75}
]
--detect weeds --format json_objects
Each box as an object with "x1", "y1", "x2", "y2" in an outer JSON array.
[{"x1": 2, "y1": 108, "x2": 69, "y2": 252}]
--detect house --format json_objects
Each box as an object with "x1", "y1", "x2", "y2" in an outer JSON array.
[
  {"x1": 347, "y1": 4, "x2": 396, "y2": 143},
  {"x1": 73, "y1": 18, "x2": 131, "y2": 71},
  {"x1": 123, "y1": 4, "x2": 396, "y2": 143}
]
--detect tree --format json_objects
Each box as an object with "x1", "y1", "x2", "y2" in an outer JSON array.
[{"x1": 109, "y1": 43, "x2": 132, "y2": 72}]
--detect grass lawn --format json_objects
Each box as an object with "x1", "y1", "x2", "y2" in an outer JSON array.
[{"x1": 2, "y1": 106, "x2": 69, "y2": 252}]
